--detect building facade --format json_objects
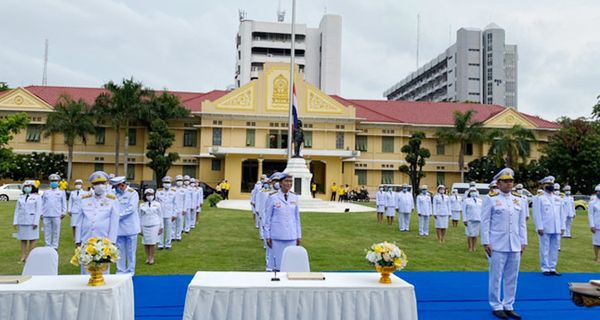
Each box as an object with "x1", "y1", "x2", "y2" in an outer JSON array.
[
  {"x1": 384, "y1": 23, "x2": 518, "y2": 108},
  {"x1": 235, "y1": 14, "x2": 341, "y2": 95},
  {"x1": 0, "y1": 63, "x2": 556, "y2": 200}
]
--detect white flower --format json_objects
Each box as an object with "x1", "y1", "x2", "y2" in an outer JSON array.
[
  {"x1": 382, "y1": 253, "x2": 391, "y2": 262},
  {"x1": 366, "y1": 251, "x2": 378, "y2": 263}
]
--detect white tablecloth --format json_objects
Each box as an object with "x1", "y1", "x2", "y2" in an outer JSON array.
[
  {"x1": 0, "y1": 275, "x2": 134, "y2": 320},
  {"x1": 183, "y1": 271, "x2": 417, "y2": 320}
]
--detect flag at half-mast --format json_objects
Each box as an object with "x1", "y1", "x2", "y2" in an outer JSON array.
[{"x1": 292, "y1": 84, "x2": 299, "y2": 129}]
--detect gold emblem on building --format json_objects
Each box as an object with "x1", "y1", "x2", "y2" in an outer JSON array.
[
  {"x1": 272, "y1": 75, "x2": 289, "y2": 109},
  {"x1": 14, "y1": 96, "x2": 24, "y2": 105}
]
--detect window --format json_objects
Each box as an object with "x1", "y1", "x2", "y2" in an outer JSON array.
[
  {"x1": 468, "y1": 63, "x2": 480, "y2": 66},
  {"x1": 355, "y1": 135, "x2": 368, "y2": 151},
  {"x1": 183, "y1": 165, "x2": 197, "y2": 178},
  {"x1": 468, "y1": 92, "x2": 480, "y2": 96},
  {"x1": 94, "y1": 163, "x2": 104, "y2": 172},
  {"x1": 436, "y1": 144, "x2": 445, "y2": 155},
  {"x1": 95, "y1": 127, "x2": 105, "y2": 145},
  {"x1": 468, "y1": 48, "x2": 480, "y2": 52},
  {"x1": 356, "y1": 170, "x2": 367, "y2": 185},
  {"x1": 304, "y1": 131, "x2": 312, "y2": 148},
  {"x1": 468, "y1": 77, "x2": 480, "y2": 81},
  {"x1": 245, "y1": 129, "x2": 255, "y2": 147},
  {"x1": 183, "y1": 130, "x2": 197, "y2": 147},
  {"x1": 381, "y1": 171, "x2": 394, "y2": 184},
  {"x1": 382, "y1": 136, "x2": 394, "y2": 153},
  {"x1": 26, "y1": 125, "x2": 41, "y2": 142},
  {"x1": 212, "y1": 128, "x2": 222, "y2": 146},
  {"x1": 268, "y1": 130, "x2": 288, "y2": 149},
  {"x1": 128, "y1": 128, "x2": 137, "y2": 146},
  {"x1": 211, "y1": 159, "x2": 221, "y2": 171},
  {"x1": 335, "y1": 132, "x2": 344, "y2": 149},
  {"x1": 127, "y1": 164, "x2": 135, "y2": 180},
  {"x1": 465, "y1": 143, "x2": 473, "y2": 156},
  {"x1": 437, "y1": 172, "x2": 445, "y2": 185}
]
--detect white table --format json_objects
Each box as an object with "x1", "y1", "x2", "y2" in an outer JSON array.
[
  {"x1": 183, "y1": 271, "x2": 417, "y2": 320},
  {"x1": 0, "y1": 275, "x2": 134, "y2": 320}
]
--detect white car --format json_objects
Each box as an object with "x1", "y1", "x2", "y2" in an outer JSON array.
[{"x1": 0, "y1": 183, "x2": 23, "y2": 201}]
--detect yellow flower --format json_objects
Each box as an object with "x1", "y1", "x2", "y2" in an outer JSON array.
[
  {"x1": 102, "y1": 238, "x2": 110, "y2": 245},
  {"x1": 87, "y1": 237, "x2": 98, "y2": 245},
  {"x1": 70, "y1": 254, "x2": 79, "y2": 266},
  {"x1": 374, "y1": 245, "x2": 384, "y2": 253},
  {"x1": 85, "y1": 245, "x2": 98, "y2": 255},
  {"x1": 102, "y1": 247, "x2": 110, "y2": 258}
]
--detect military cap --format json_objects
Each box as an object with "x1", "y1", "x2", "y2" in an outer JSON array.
[
  {"x1": 88, "y1": 171, "x2": 109, "y2": 184},
  {"x1": 493, "y1": 168, "x2": 514, "y2": 181}
]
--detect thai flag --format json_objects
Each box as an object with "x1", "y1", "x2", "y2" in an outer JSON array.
[{"x1": 292, "y1": 84, "x2": 299, "y2": 129}]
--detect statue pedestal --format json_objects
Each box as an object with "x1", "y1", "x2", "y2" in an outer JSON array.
[{"x1": 284, "y1": 157, "x2": 332, "y2": 210}]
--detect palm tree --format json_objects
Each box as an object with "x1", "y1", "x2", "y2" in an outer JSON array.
[
  {"x1": 435, "y1": 110, "x2": 486, "y2": 182},
  {"x1": 487, "y1": 124, "x2": 535, "y2": 168},
  {"x1": 92, "y1": 78, "x2": 150, "y2": 176},
  {"x1": 43, "y1": 95, "x2": 95, "y2": 180}
]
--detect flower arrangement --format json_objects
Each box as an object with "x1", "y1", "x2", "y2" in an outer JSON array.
[
  {"x1": 366, "y1": 241, "x2": 408, "y2": 270},
  {"x1": 70, "y1": 237, "x2": 119, "y2": 266}
]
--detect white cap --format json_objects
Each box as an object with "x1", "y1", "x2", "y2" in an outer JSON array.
[
  {"x1": 515, "y1": 183, "x2": 523, "y2": 189},
  {"x1": 493, "y1": 168, "x2": 514, "y2": 181},
  {"x1": 74, "y1": 179, "x2": 83, "y2": 184},
  {"x1": 144, "y1": 188, "x2": 155, "y2": 194},
  {"x1": 109, "y1": 176, "x2": 126, "y2": 186},
  {"x1": 553, "y1": 183, "x2": 560, "y2": 190},
  {"x1": 437, "y1": 185, "x2": 446, "y2": 190},
  {"x1": 162, "y1": 176, "x2": 172, "y2": 183},
  {"x1": 190, "y1": 178, "x2": 197, "y2": 183},
  {"x1": 451, "y1": 188, "x2": 458, "y2": 193},
  {"x1": 88, "y1": 171, "x2": 109, "y2": 184},
  {"x1": 420, "y1": 185, "x2": 428, "y2": 190},
  {"x1": 563, "y1": 185, "x2": 571, "y2": 191},
  {"x1": 175, "y1": 175, "x2": 183, "y2": 181},
  {"x1": 538, "y1": 176, "x2": 555, "y2": 185},
  {"x1": 489, "y1": 180, "x2": 498, "y2": 188},
  {"x1": 49, "y1": 173, "x2": 61, "y2": 181},
  {"x1": 595, "y1": 184, "x2": 600, "y2": 192},
  {"x1": 23, "y1": 180, "x2": 35, "y2": 186},
  {"x1": 183, "y1": 175, "x2": 190, "y2": 181}
]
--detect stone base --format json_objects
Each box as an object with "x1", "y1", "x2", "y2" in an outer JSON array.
[{"x1": 283, "y1": 157, "x2": 313, "y2": 200}]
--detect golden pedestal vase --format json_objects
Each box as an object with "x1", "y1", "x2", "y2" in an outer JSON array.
[
  {"x1": 86, "y1": 263, "x2": 110, "y2": 286},
  {"x1": 375, "y1": 265, "x2": 397, "y2": 284}
]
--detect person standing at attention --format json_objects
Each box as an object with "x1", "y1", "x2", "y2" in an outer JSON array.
[
  {"x1": 396, "y1": 184, "x2": 414, "y2": 232},
  {"x1": 330, "y1": 182, "x2": 337, "y2": 201},
  {"x1": 433, "y1": 185, "x2": 451, "y2": 243},
  {"x1": 463, "y1": 187, "x2": 482, "y2": 252},
  {"x1": 42, "y1": 173, "x2": 67, "y2": 250},
  {"x1": 375, "y1": 186, "x2": 385, "y2": 224},
  {"x1": 13, "y1": 180, "x2": 42, "y2": 262},
  {"x1": 450, "y1": 188, "x2": 462, "y2": 227},
  {"x1": 562, "y1": 185, "x2": 576, "y2": 238},
  {"x1": 416, "y1": 186, "x2": 432, "y2": 236},
  {"x1": 139, "y1": 189, "x2": 163, "y2": 265},
  {"x1": 532, "y1": 176, "x2": 565, "y2": 276},
  {"x1": 384, "y1": 186, "x2": 396, "y2": 226},
  {"x1": 111, "y1": 176, "x2": 141, "y2": 275},
  {"x1": 68, "y1": 179, "x2": 87, "y2": 242}
]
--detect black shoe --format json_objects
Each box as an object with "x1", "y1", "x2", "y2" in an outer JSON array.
[
  {"x1": 542, "y1": 271, "x2": 552, "y2": 276},
  {"x1": 158, "y1": 247, "x2": 164, "y2": 250},
  {"x1": 492, "y1": 310, "x2": 509, "y2": 319},
  {"x1": 504, "y1": 309, "x2": 521, "y2": 319},
  {"x1": 550, "y1": 271, "x2": 561, "y2": 276}
]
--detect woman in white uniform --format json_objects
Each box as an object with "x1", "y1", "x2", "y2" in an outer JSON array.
[
  {"x1": 12, "y1": 180, "x2": 42, "y2": 262},
  {"x1": 462, "y1": 187, "x2": 482, "y2": 252},
  {"x1": 589, "y1": 185, "x2": 600, "y2": 262},
  {"x1": 433, "y1": 185, "x2": 451, "y2": 243},
  {"x1": 449, "y1": 189, "x2": 462, "y2": 227},
  {"x1": 384, "y1": 186, "x2": 396, "y2": 226},
  {"x1": 139, "y1": 189, "x2": 163, "y2": 265}
]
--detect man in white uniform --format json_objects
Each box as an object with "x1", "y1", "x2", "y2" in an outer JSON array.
[
  {"x1": 182, "y1": 175, "x2": 193, "y2": 233},
  {"x1": 173, "y1": 175, "x2": 187, "y2": 241},
  {"x1": 111, "y1": 176, "x2": 140, "y2": 275},
  {"x1": 562, "y1": 185, "x2": 575, "y2": 238},
  {"x1": 532, "y1": 176, "x2": 565, "y2": 276},
  {"x1": 42, "y1": 173, "x2": 67, "y2": 250},
  {"x1": 396, "y1": 184, "x2": 414, "y2": 232},
  {"x1": 416, "y1": 186, "x2": 432, "y2": 236},
  {"x1": 68, "y1": 179, "x2": 87, "y2": 241},
  {"x1": 156, "y1": 176, "x2": 177, "y2": 249},
  {"x1": 190, "y1": 178, "x2": 203, "y2": 229},
  {"x1": 481, "y1": 168, "x2": 527, "y2": 320}
]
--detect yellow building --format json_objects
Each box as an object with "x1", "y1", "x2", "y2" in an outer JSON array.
[{"x1": 0, "y1": 63, "x2": 558, "y2": 199}]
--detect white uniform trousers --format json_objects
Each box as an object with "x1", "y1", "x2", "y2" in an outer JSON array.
[
  {"x1": 184, "y1": 209, "x2": 192, "y2": 233},
  {"x1": 270, "y1": 240, "x2": 296, "y2": 271},
  {"x1": 264, "y1": 239, "x2": 273, "y2": 271},
  {"x1": 175, "y1": 212, "x2": 184, "y2": 240},
  {"x1": 564, "y1": 217, "x2": 574, "y2": 238},
  {"x1": 398, "y1": 212, "x2": 411, "y2": 231},
  {"x1": 190, "y1": 208, "x2": 198, "y2": 229},
  {"x1": 43, "y1": 217, "x2": 61, "y2": 249},
  {"x1": 488, "y1": 251, "x2": 521, "y2": 311},
  {"x1": 418, "y1": 215, "x2": 430, "y2": 236},
  {"x1": 538, "y1": 233, "x2": 561, "y2": 272},
  {"x1": 158, "y1": 218, "x2": 173, "y2": 248},
  {"x1": 254, "y1": 210, "x2": 260, "y2": 229},
  {"x1": 116, "y1": 235, "x2": 138, "y2": 274}
]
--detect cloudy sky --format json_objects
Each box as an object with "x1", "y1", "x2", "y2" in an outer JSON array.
[{"x1": 1, "y1": 0, "x2": 599, "y2": 121}]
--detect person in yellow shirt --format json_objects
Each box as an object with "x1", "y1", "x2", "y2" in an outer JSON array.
[
  {"x1": 311, "y1": 181, "x2": 317, "y2": 198},
  {"x1": 58, "y1": 179, "x2": 68, "y2": 191},
  {"x1": 330, "y1": 183, "x2": 338, "y2": 201},
  {"x1": 338, "y1": 185, "x2": 346, "y2": 202},
  {"x1": 222, "y1": 180, "x2": 230, "y2": 200}
]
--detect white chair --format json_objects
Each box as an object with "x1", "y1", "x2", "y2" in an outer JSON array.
[
  {"x1": 22, "y1": 247, "x2": 58, "y2": 276},
  {"x1": 280, "y1": 246, "x2": 310, "y2": 272}
]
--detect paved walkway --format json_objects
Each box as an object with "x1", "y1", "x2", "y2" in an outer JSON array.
[{"x1": 217, "y1": 199, "x2": 375, "y2": 213}]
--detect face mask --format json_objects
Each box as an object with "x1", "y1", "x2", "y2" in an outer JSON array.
[
  {"x1": 544, "y1": 185, "x2": 555, "y2": 192},
  {"x1": 470, "y1": 192, "x2": 477, "y2": 197},
  {"x1": 23, "y1": 186, "x2": 32, "y2": 194},
  {"x1": 565, "y1": 191, "x2": 571, "y2": 195},
  {"x1": 50, "y1": 182, "x2": 59, "y2": 189},
  {"x1": 163, "y1": 183, "x2": 171, "y2": 189},
  {"x1": 379, "y1": 188, "x2": 383, "y2": 191},
  {"x1": 93, "y1": 184, "x2": 106, "y2": 195},
  {"x1": 422, "y1": 190, "x2": 427, "y2": 195},
  {"x1": 191, "y1": 183, "x2": 197, "y2": 187},
  {"x1": 146, "y1": 195, "x2": 154, "y2": 201},
  {"x1": 75, "y1": 184, "x2": 82, "y2": 190},
  {"x1": 176, "y1": 181, "x2": 183, "y2": 187},
  {"x1": 116, "y1": 187, "x2": 125, "y2": 195},
  {"x1": 184, "y1": 181, "x2": 190, "y2": 186},
  {"x1": 274, "y1": 182, "x2": 280, "y2": 190},
  {"x1": 438, "y1": 190, "x2": 444, "y2": 194},
  {"x1": 402, "y1": 188, "x2": 408, "y2": 192},
  {"x1": 263, "y1": 183, "x2": 269, "y2": 189}
]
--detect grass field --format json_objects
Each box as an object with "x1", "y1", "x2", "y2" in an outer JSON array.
[{"x1": 1, "y1": 201, "x2": 598, "y2": 275}]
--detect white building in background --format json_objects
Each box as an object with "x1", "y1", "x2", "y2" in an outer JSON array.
[
  {"x1": 235, "y1": 13, "x2": 342, "y2": 95},
  {"x1": 384, "y1": 23, "x2": 518, "y2": 108}
]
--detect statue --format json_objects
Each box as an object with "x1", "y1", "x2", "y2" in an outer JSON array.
[{"x1": 292, "y1": 120, "x2": 304, "y2": 158}]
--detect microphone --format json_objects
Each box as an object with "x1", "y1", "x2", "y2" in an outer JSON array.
[{"x1": 271, "y1": 256, "x2": 280, "y2": 281}]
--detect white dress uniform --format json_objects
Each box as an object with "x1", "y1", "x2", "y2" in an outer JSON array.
[
  {"x1": 258, "y1": 188, "x2": 275, "y2": 270},
  {"x1": 69, "y1": 189, "x2": 88, "y2": 228},
  {"x1": 396, "y1": 190, "x2": 414, "y2": 231},
  {"x1": 14, "y1": 192, "x2": 42, "y2": 240},
  {"x1": 384, "y1": 191, "x2": 396, "y2": 217},
  {"x1": 589, "y1": 197, "x2": 600, "y2": 246},
  {"x1": 264, "y1": 190, "x2": 301, "y2": 271},
  {"x1": 375, "y1": 190, "x2": 385, "y2": 213},
  {"x1": 251, "y1": 181, "x2": 262, "y2": 228},
  {"x1": 450, "y1": 193, "x2": 462, "y2": 221},
  {"x1": 433, "y1": 194, "x2": 451, "y2": 229},
  {"x1": 74, "y1": 193, "x2": 120, "y2": 245},
  {"x1": 173, "y1": 185, "x2": 186, "y2": 240},
  {"x1": 416, "y1": 192, "x2": 432, "y2": 236},
  {"x1": 532, "y1": 191, "x2": 565, "y2": 273},
  {"x1": 139, "y1": 200, "x2": 164, "y2": 245},
  {"x1": 562, "y1": 194, "x2": 575, "y2": 238},
  {"x1": 156, "y1": 186, "x2": 177, "y2": 248},
  {"x1": 41, "y1": 187, "x2": 67, "y2": 249},
  {"x1": 463, "y1": 196, "x2": 482, "y2": 237},
  {"x1": 191, "y1": 184, "x2": 203, "y2": 228},
  {"x1": 481, "y1": 187, "x2": 528, "y2": 312},
  {"x1": 183, "y1": 185, "x2": 193, "y2": 233},
  {"x1": 115, "y1": 184, "x2": 141, "y2": 275}
]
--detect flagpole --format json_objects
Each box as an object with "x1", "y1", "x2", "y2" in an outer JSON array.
[{"x1": 287, "y1": 0, "x2": 296, "y2": 160}]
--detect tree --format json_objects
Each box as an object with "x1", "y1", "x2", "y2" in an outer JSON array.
[
  {"x1": 466, "y1": 156, "x2": 499, "y2": 183},
  {"x1": 592, "y1": 94, "x2": 600, "y2": 119},
  {"x1": 435, "y1": 110, "x2": 486, "y2": 182},
  {"x1": 43, "y1": 95, "x2": 95, "y2": 180},
  {"x1": 0, "y1": 82, "x2": 9, "y2": 92},
  {"x1": 92, "y1": 78, "x2": 150, "y2": 176},
  {"x1": 399, "y1": 132, "x2": 431, "y2": 197},
  {"x1": 0, "y1": 113, "x2": 29, "y2": 178},
  {"x1": 10, "y1": 152, "x2": 67, "y2": 181},
  {"x1": 487, "y1": 125, "x2": 535, "y2": 168},
  {"x1": 515, "y1": 160, "x2": 549, "y2": 191}
]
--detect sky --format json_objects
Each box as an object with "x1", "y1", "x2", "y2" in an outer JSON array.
[{"x1": 1, "y1": 0, "x2": 599, "y2": 121}]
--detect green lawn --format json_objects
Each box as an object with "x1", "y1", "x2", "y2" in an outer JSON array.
[{"x1": 1, "y1": 201, "x2": 598, "y2": 275}]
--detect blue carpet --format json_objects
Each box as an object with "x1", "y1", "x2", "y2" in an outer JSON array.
[{"x1": 133, "y1": 272, "x2": 600, "y2": 319}]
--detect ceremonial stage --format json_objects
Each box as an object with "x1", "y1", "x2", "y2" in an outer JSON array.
[{"x1": 133, "y1": 271, "x2": 598, "y2": 320}]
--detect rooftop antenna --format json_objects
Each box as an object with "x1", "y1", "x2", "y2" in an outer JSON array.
[
  {"x1": 42, "y1": 39, "x2": 48, "y2": 86},
  {"x1": 277, "y1": 0, "x2": 285, "y2": 22},
  {"x1": 238, "y1": 10, "x2": 247, "y2": 22},
  {"x1": 416, "y1": 13, "x2": 420, "y2": 68}
]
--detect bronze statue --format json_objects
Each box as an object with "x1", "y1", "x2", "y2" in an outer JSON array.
[{"x1": 293, "y1": 120, "x2": 304, "y2": 158}]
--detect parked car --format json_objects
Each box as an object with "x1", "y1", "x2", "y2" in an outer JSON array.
[
  {"x1": 0, "y1": 183, "x2": 23, "y2": 201},
  {"x1": 574, "y1": 195, "x2": 591, "y2": 211},
  {"x1": 451, "y1": 182, "x2": 490, "y2": 196}
]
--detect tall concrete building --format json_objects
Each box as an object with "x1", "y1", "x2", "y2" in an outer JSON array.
[
  {"x1": 384, "y1": 23, "x2": 518, "y2": 108},
  {"x1": 235, "y1": 13, "x2": 341, "y2": 95}
]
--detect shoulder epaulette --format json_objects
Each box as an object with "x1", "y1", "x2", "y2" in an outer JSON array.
[
  {"x1": 82, "y1": 194, "x2": 92, "y2": 199},
  {"x1": 171, "y1": 188, "x2": 177, "y2": 191},
  {"x1": 128, "y1": 188, "x2": 134, "y2": 193},
  {"x1": 106, "y1": 194, "x2": 116, "y2": 200},
  {"x1": 488, "y1": 191, "x2": 499, "y2": 197},
  {"x1": 511, "y1": 191, "x2": 521, "y2": 198},
  {"x1": 560, "y1": 193, "x2": 565, "y2": 198},
  {"x1": 157, "y1": 188, "x2": 163, "y2": 191},
  {"x1": 268, "y1": 190, "x2": 278, "y2": 195}
]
